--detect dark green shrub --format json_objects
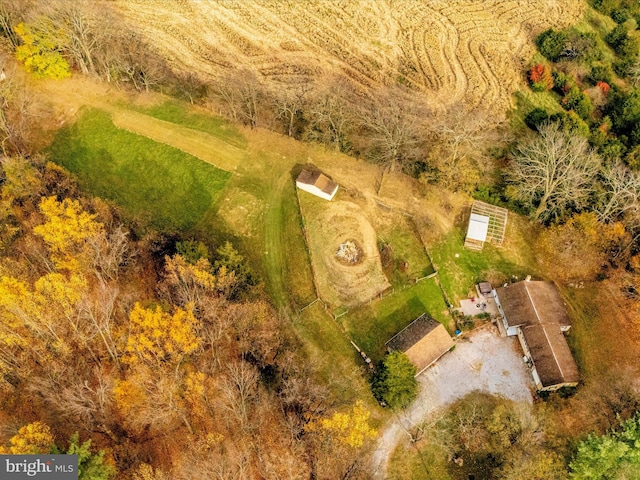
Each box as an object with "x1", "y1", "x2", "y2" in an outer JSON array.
[
  {"x1": 536, "y1": 29, "x2": 568, "y2": 62},
  {"x1": 562, "y1": 86, "x2": 595, "y2": 120},
  {"x1": 371, "y1": 351, "x2": 418, "y2": 410},
  {"x1": 525, "y1": 108, "x2": 550, "y2": 131},
  {"x1": 549, "y1": 111, "x2": 591, "y2": 137},
  {"x1": 606, "y1": 23, "x2": 629, "y2": 49},
  {"x1": 611, "y1": 8, "x2": 631, "y2": 23},
  {"x1": 591, "y1": 0, "x2": 618, "y2": 16},
  {"x1": 588, "y1": 64, "x2": 615, "y2": 84},
  {"x1": 600, "y1": 137, "x2": 627, "y2": 159}
]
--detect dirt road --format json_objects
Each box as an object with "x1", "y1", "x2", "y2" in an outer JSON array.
[{"x1": 371, "y1": 325, "x2": 534, "y2": 478}]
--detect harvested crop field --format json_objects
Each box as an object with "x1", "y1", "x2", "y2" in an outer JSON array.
[
  {"x1": 299, "y1": 194, "x2": 390, "y2": 308},
  {"x1": 114, "y1": 0, "x2": 583, "y2": 119}
]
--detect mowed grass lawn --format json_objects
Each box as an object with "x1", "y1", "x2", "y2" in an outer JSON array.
[
  {"x1": 129, "y1": 100, "x2": 247, "y2": 149},
  {"x1": 429, "y1": 215, "x2": 539, "y2": 304},
  {"x1": 48, "y1": 108, "x2": 231, "y2": 232},
  {"x1": 342, "y1": 278, "x2": 451, "y2": 363}
]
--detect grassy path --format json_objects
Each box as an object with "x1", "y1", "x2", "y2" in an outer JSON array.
[
  {"x1": 109, "y1": 109, "x2": 245, "y2": 172},
  {"x1": 263, "y1": 172, "x2": 290, "y2": 308}
]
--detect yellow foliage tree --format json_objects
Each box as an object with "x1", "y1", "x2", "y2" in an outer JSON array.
[
  {"x1": 0, "y1": 421, "x2": 54, "y2": 454},
  {"x1": 33, "y1": 196, "x2": 104, "y2": 272},
  {"x1": 306, "y1": 400, "x2": 377, "y2": 448},
  {"x1": 14, "y1": 22, "x2": 71, "y2": 79},
  {"x1": 536, "y1": 212, "x2": 629, "y2": 282},
  {"x1": 163, "y1": 254, "x2": 217, "y2": 306},
  {"x1": 113, "y1": 379, "x2": 146, "y2": 419},
  {"x1": 123, "y1": 303, "x2": 201, "y2": 365}
]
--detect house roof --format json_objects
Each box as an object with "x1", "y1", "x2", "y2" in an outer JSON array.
[
  {"x1": 386, "y1": 314, "x2": 454, "y2": 374},
  {"x1": 466, "y1": 213, "x2": 490, "y2": 242},
  {"x1": 496, "y1": 281, "x2": 571, "y2": 329},
  {"x1": 522, "y1": 324, "x2": 580, "y2": 387},
  {"x1": 296, "y1": 169, "x2": 338, "y2": 196}
]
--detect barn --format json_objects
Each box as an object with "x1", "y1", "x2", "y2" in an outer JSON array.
[
  {"x1": 386, "y1": 314, "x2": 454, "y2": 376},
  {"x1": 494, "y1": 280, "x2": 579, "y2": 391},
  {"x1": 296, "y1": 169, "x2": 339, "y2": 201}
]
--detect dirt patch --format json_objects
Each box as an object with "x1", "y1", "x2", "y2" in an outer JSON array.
[
  {"x1": 302, "y1": 198, "x2": 390, "y2": 307},
  {"x1": 371, "y1": 324, "x2": 534, "y2": 478}
]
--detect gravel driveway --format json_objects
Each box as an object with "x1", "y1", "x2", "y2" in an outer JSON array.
[{"x1": 371, "y1": 324, "x2": 534, "y2": 478}]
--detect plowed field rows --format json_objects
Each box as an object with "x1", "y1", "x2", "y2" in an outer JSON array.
[{"x1": 115, "y1": 0, "x2": 583, "y2": 119}]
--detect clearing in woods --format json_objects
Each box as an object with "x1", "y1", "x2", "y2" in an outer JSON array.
[{"x1": 113, "y1": 0, "x2": 583, "y2": 119}]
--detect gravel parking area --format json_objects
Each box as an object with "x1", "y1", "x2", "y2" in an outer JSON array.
[{"x1": 371, "y1": 323, "x2": 534, "y2": 478}]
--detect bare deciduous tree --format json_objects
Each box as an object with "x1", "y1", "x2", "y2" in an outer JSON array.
[
  {"x1": 220, "y1": 360, "x2": 259, "y2": 428},
  {"x1": 358, "y1": 92, "x2": 425, "y2": 174},
  {"x1": 273, "y1": 83, "x2": 310, "y2": 137},
  {"x1": 306, "y1": 83, "x2": 353, "y2": 152},
  {"x1": 597, "y1": 162, "x2": 640, "y2": 225},
  {"x1": 423, "y1": 110, "x2": 494, "y2": 192},
  {"x1": 212, "y1": 70, "x2": 265, "y2": 128},
  {"x1": 508, "y1": 122, "x2": 601, "y2": 222}
]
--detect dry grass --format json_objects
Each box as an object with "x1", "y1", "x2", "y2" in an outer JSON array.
[{"x1": 114, "y1": 0, "x2": 584, "y2": 120}]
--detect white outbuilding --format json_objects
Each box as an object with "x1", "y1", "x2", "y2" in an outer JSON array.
[
  {"x1": 464, "y1": 200, "x2": 508, "y2": 251},
  {"x1": 296, "y1": 169, "x2": 339, "y2": 201}
]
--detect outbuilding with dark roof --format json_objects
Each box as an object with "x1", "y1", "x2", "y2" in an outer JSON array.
[{"x1": 386, "y1": 314, "x2": 454, "y2": 376}]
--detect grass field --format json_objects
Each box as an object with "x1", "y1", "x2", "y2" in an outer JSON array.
[
  {"x1": 48, "y1": 108, "x2": 230, "y2": 233},
  {"x1": 376, "y1": 213, "x2": 435, "y2": 285},
  {"x1": 428, "y1": 215, "x2": 539, "y2": 304},
  {"x1": 341, "y1": 278, "x2": 451, "y2": 363},
  {"x1": 129, "y1": 100, "x2": 247, "y2": 149}
]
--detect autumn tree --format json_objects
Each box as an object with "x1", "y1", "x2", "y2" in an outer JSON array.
[
  {"x1": 536, "y1": 212, "x2": 629, "y2": 282},
  {"x1": 529, "y1": 64, "x2": 553, "y2": 91},
  {"x1": 422, "y1": 110, "x2": 491, "y2": 192},
  {"x1": 0, "y1": 421, "x2": 54, "y2": 454},
  {"x1": 123, "y1": 303, "x2": 200, "y2": 366},
  {"x1": 0, "y1": 50, "x2": 47, "y2": 155},
  {"x1": 307, "y1": 400, "x2": 376, "y2": 449},
  {"x1": 33, "y1": 196, "x2": 104, "y2": 272},
  {"x1": 14, "y1": 21, "x2": 70, "y2": 79},
  {"x1": 507, "y1": 123, "x2": 601, "y2": 222}
]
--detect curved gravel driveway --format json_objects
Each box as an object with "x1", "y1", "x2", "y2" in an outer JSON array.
[{"x1": 371, "y1": 324, "x2": 534, "y2": 478}]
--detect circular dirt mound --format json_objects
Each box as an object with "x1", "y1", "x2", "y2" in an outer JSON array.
[
  {"x1": 335, "y1": 239, "x2": 363, "y2": 265},
  {"x1": 305, "y1": 201, "x2": 390, "y2": 307}
]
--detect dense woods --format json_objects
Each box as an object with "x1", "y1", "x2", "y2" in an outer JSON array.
[{"x1": 1, "y1": 0, "x2": 640, "y2": 478}]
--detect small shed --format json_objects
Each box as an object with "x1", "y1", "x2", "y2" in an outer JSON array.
[
  {"x1": 296, "y1": 169, "x2": 339, "y2": 201},
  {"x1": 386, "y1": 314, "x2": 454, "y2": 376},
  {"x1": 464, "y1": 200, "x2": 508, "y2": 251}
]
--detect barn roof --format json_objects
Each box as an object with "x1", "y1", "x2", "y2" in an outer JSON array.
[
  {"x1": 296, "y1": 169, "x2": 338, "y2": 196},
  {"x1": 386, "y1": 314, "x2": 454, "y2": 374},
  {"x1": 522, "y1": 324, "x2": 580, "y2": 387},
  {"x1": 496, "y1": 281, "x2": 571, "y2": 329}
]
